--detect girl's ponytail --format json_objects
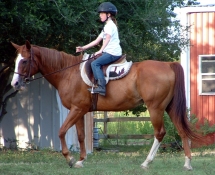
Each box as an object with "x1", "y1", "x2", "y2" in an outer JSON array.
[{"x1": 111, "y1": 16, "x2": 118, "y2": 27}]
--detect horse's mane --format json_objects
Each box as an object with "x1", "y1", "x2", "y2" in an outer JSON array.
[{"x1": 37, "y1": 46, "x2": 83, "y2": 70}]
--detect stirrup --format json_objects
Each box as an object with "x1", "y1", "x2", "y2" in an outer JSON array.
[
  {"x1": 88, "y1": 87, "x2": 106, "y2": 96},
  {"x1": 88, "y1": 84, "x2": 96, "y2": 94},
  {"x1": 88, "y1": 88, "x2": 105, "y2": 96}
]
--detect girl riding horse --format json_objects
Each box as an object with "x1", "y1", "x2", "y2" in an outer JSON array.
[{"x1": 76, "y1": 2, "x2": 122, "y2": 96}]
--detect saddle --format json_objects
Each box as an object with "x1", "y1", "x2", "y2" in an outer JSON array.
[{"x1": 80, "y1": 53, "x2": 133, "y2": 86}]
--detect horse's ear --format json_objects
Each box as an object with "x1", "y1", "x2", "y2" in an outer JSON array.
[
  {"x1": 11, "y1": 42, "x2": 20, "y2": 50},
  {"x1": 25, "y1": 40, "x2": 31, "y2": 50}
]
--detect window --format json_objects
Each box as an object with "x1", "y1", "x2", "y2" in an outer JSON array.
[{"x1": 199, "y1": 55, "x2": 215, "y2": 95}]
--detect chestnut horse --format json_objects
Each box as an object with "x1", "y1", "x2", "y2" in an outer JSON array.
[{"x1": 11, "y1": 41, "x2": 200, "y2": 170}]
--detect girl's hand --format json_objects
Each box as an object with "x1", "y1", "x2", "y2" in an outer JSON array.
[
  {"x1": 76, "y1": 46, "x2": 84, "y2": 52},
  {"x1": 95, "y1": 50, "x2": 102, "y2": 56}
]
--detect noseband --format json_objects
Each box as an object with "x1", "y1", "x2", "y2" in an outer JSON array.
[{"x1": 13, "y1": 48, "x2": 34, "y2": 84}]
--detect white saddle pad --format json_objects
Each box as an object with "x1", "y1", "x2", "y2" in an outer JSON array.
[{"x1": 80, "y1": 53, "x2": 133, "y2": 86}]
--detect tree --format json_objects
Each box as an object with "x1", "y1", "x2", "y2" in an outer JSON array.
[{"x1": 0, "y1": 0, "x2": 200, "y2": 121}]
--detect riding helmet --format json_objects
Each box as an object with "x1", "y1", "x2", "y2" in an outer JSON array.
[{"x1": 97, "y1": 2, "x2": 117, "y2": 16}]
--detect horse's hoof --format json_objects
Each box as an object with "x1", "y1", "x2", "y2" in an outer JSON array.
[
  {"x1": 184, "y1": 156, "x2": 193, "y2": 171},
  {"x1": 140, "y1": 164, "x2": 148, "y2": 170},
  {"x1": 183, "y1": 165, "x2": 193, "y2": 171},
  {"x1": 74, "y1": 160, "x2": 84, "y2": 168},
  {"x1": 68, "y1": 157, "x2": 76, "y2": 168}
]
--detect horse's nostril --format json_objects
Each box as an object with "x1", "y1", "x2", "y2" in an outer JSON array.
[{"x1": 15, "y1": 82, "x2": 19, "y2": 86}]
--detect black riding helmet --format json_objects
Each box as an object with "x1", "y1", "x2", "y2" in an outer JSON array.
[{"x1": 97, "y1": 2, "x2": 117, "y2": 16}]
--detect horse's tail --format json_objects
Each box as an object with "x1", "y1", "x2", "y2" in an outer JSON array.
[{"x1": 166, "y1": 62, "x2": 203, "y2": 142}]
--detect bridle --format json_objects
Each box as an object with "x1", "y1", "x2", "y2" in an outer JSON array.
[
  {"x1": 12, "y1": 48, "x2": 34, "y2": 84},
  {"x1": 24, "y1": 48, "x2": 34, "y2": 84},
  {"x1": 14, "y1": 47, "x2": 97, "y2": 84}
]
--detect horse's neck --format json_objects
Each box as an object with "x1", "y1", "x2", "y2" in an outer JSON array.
[{"x1": 37, "y1": 47, "x2": 83, "y2": 87}]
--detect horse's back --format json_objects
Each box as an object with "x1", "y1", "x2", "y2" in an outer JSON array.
[
  {"x1": 134, "y1": 60, "x2": 176, "y2": 84},
  {"x1": 135, "y1": 60, "x2": 174, "y2": 72}
]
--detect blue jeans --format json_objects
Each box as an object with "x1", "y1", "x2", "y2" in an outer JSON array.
[{"x1": 91, "y1": 52, "x2": 121, "y2": 80}]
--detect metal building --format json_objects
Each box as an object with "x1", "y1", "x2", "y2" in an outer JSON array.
[{"x1": 0, "y1": 74, "x2": 93, "y2": 153}]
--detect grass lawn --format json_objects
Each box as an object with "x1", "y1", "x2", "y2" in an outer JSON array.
[{"x1": 0, "y1": 145, "x2": 215, "y2": 175}]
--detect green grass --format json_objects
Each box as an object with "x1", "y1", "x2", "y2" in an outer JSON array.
[{"x1": 0, "y1": 146, "x2": 215, "y2": 175}]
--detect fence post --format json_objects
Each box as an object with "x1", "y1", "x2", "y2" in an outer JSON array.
[
  {"x1": 85, "y1": 112, "x2": 93, "y2": 153},
  {"x1": 104, "y1": 112, "x2": 107, "y2": 136}
]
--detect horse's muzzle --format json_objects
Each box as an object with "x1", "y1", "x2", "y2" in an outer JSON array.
[{"x1": 12, "y1": 79, "x2": 26, "y2": 91}]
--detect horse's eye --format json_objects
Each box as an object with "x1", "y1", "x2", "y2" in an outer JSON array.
[{"x1": 22, "y1": 60, "x2": 28, "y2": 65}]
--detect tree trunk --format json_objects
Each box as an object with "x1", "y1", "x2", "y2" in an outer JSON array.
[{"x1": 0, "y1": 59, "x2": 18, "y2": 123}]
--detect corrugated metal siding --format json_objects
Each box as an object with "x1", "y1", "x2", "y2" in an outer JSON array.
[
  {"x1": 0, "y1": 75, "x2": 60, "y2": 149},
  {"x1": 0, "y1": 75, "x2": 59, "y2": 149},
  {"x1": 0, "y1": 73, "x2": 93, "y2": 153},
  {"x1": 189, "y1": 12, "x2": 215, "y2": 144}
]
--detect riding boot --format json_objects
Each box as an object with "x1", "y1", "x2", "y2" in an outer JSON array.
[{"x1": 89, "y1": 79, "x2": 106, "y2": 96}]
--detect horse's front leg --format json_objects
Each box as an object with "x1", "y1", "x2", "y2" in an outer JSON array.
[
  {"x1": 58, "y1": 108, "x2": 86, "y2": 168},
  {"x1": 73, "y1": 116, "x2": 86, "y2": 168}
]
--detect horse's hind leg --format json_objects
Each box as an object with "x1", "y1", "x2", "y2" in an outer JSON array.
[
  {"x1": 173, "y1": 128, "x2": 192, "y2": 170},
  {"x1": 141, "y1": 137, "x2": 161, "y2": 170},
  {"x1": 73, "y1": 116, "x2": 86, "y2": 168},
  {"x1": 167, "y1": 111, "x2": 193, "y2": 170},
  {"x1": 141, "y1": 109, "x2": 166, "y2": 170},
  {"x1": 171, "y1": 119, "x2": 192, "y2": 169},
  {"x1": 181, "y1": 136, "x2": 192, "y2": 170}
]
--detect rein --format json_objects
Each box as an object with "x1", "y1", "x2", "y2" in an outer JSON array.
[
  {"x1": 14, "y1": 50, "x2": 96, "y2": 84},
  {"x1": 25, "y1": 48, "x2": 34, "y2": 84}
]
